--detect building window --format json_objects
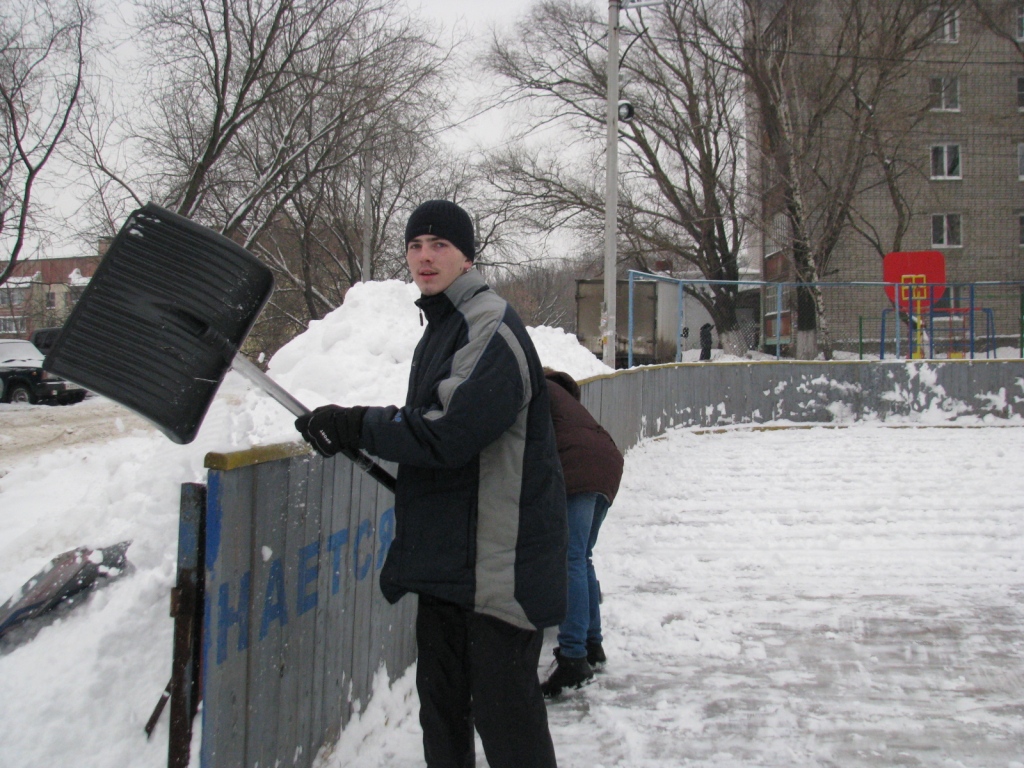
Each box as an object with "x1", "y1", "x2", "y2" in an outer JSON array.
[
  {"x1": 46, "y1": 291, "x2": 57, "y2": 309},
  {"x1": 930, "y1": 6, "x2": 959, "y2": 42},
  {"x1": 1019, "y1": 143, "x2": 1024, "y2": 180},
  {"x1": 764, "y1": 283, "x2": 793, "y2": 342},
  {"x1": 931, "y1": 144, "x2": 961, "y2": 178},
  {"x1": 0, "y1": 286, "x2": 29, "y2": 307},
  {"x1": 932, "y1": 213, "x2": 962, "y2": 246},
  {"x1": 1017, "y1": 5, "x2": 1024, "y2": 41},
  {"x1": 764, "y1": 251, "x2": 788, "y2": 281},
  {"x1": 0, "y1": 317, "x2": 27, "y2": 334},
  {"x1": 1019, "y1": 214, "x2": 1024, "y2": 246},
  {"x1": 929, "y1": 76, "x2": 959, "y2": 110},
  {"x1": 1019, "y1": 77, "x2": 1024, "y2": 109}
]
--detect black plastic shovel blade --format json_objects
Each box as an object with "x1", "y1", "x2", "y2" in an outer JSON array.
[{"x1": 43, "y1": 204, "x2": 274, "y2": 444}]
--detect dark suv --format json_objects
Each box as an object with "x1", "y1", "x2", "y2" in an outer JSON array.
[{"x1": 0, "y1": 339, "x2": 86, "y2": 405}]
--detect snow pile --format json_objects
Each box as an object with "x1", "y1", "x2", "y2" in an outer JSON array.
[
  {"x1": 269, "y1": 280, "x2": 423, "y2": 409},
  {"x1": 0, "y1": 277, "x2": 609, "y2": 768},
  {"x1": 526, "y1": 324, "x2": 612, "y2": 380},
  {"x1": 177, "y1": 279, "x2": 611, "y2": 453},
  {"x1": 269, "y1": 279, "x2": 610, "y2": 409}
]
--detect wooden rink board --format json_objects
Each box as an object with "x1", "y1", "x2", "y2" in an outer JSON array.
[
  {"x1": 194, "y1": 358, "x2": 1024, "y2": 768},
  {"x1": 199, "y1": 451, "x2": 413, "y2": 768},
  {"x1": 579, "y1": 359, "x2": 1024, "y2": 452}
]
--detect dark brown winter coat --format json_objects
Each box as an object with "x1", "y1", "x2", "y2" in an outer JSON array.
[{"x1": 544, "y1": 370, "x2": 624, "y2": 503}]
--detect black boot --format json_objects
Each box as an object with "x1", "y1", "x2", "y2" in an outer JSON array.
[
  {"x1": 586, "y1": 640, "x2": 606, "y2": 667},
  {"x1": 541, "y1": 648, "x2": 593, "y2": 698}
]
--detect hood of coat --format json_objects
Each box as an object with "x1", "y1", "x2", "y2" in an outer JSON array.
[{"x1": 544, "y1": 369, "x2": 581, "y2": 401}]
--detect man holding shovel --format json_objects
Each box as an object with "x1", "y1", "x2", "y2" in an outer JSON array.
[{"x1": 296, "y1": 200, "x2": 567, "y2": 768}]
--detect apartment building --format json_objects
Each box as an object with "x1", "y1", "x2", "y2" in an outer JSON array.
[
  {"x1": 0, "y1": 256, "x2": 100, "y2": 339},
  {"x1": 748, "y1": 1, "x2": 1024, "y2": 354}
]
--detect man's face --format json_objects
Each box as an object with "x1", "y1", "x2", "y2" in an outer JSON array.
[{"x1": 406, "y1": 235, "x2": 472, "y2": 296}]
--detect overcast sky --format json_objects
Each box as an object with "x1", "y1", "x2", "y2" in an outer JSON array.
[
  {"x1": 400, "y1": 0, "x2": 546, "y2": 155},
  {"x1": 403, "y1": 0, "x2": 538, "y2": 32},
  {"x1": 25, "y1": 0, "x2": 572, "y2": 260}
]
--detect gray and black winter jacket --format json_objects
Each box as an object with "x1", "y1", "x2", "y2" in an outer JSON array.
[{"x1": 360, "y1": 270, "x2": 568, "y2": 630}]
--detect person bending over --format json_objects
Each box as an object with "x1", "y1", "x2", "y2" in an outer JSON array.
[{"x1": 540, "y1": 369, "x2": 623, "y2": 697}]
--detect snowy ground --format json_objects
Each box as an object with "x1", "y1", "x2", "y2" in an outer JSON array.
[
  {"x1": 321, "y1": 424, "x2": 1024, "y2": 768},
  {"x1": 2, "y1": 280, "x2": 1023, "y2": 768}
]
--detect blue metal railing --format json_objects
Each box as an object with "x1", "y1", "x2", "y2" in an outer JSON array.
[{"x1": 623, "y1": 272, "x2": 1024, "y2": 366}]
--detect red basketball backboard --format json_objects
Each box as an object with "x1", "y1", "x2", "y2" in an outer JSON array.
[{"x1": 883, "y1": 251, "x2": 946, "y2": 310}]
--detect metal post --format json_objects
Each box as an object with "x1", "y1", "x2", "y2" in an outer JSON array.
[
  {"x1": 676, "y1": 281, "x2": 684, "y2": 362},
  {"x1": 775, "y1": 284, "x2": 783, "y2": 360},
  {"x1": 602, "y1": 0, "x2": 620, "y2": 368},
  {"x1": 985, "y1": 308, "x2": 995, "y2": 358},
  {"x1": 969, "y1": 283, "x2": 976, "y2": 359},
  {"x1": 627, "y1": 271, "x2": 635, "y2": 368},
  {"x1": 907, "y1": 302, "x2": 914, "y2": 359},
  {"x1": 897, "y1": 309, "x2": 905, "y2": 362},
  {"x1": 928, "y1": 284, "x2": 935, "y2": 359},
  {"x1": 880, "y1": 311, "x2": 886, "y2": 360},
  {"x1": 168, "y1": 482, "x2": 206, "y2": 768},
  {"x1": 1019, "y1": 289, "x2": 1023, "y2": 358}
]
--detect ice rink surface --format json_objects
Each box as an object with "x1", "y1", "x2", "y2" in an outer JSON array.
[{"x1": 539, "y1": 425, "x2": 1024, "y2": 768}]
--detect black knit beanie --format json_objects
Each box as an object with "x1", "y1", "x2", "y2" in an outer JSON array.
[{"x1": 404, "y1": 200, "x2": 475, "y2": 261}]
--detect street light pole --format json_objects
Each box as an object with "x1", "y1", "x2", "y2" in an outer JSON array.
[
  {"x1": 602, "y1": 0, "x2": 621, "y2": 369},
  {"x1": 602, "y1": 0, "x2": 663, "y2": 368}
]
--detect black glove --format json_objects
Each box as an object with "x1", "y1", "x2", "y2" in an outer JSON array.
[{"x1": 295, "y1": 405, "x2": 368, "y2": 458}]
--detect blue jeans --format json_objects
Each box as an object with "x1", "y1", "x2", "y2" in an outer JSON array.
[{"x1": 557, "y1": 492, "x2": 610, "y2": 659}]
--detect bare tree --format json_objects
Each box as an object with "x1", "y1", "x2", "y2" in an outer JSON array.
[
  {"x1": 846, "y1": 109, "x2": 922, "y2": 259},
  {"x1": 250, "y1": 136, "x2": 533, "y2": 341},
  {"x1": 490, "y1": 259, "x2": 583, "y2": 330},
  {"x1": 696, "y1": 0, "x2": 964, "y2": 358},
  {"x1": 484, "y1": 0, "x2": 752, "y2": 354},
  {"x1": 253, "y1": 127, "x2": 443, "y2": 327},
  {"x1": 86, "y1": 0, "x2": 450, "y2": 246},
  {"x1": 69, "y1": 0, "x2": 457, "y2": 357},
  {"x1": 0, "y1": 0, "x2": 91, "y2": 286}
]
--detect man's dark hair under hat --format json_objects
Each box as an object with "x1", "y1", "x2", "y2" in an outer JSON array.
[{"x1": 405, "y1": 200, "x2": 475, "y2": 261}]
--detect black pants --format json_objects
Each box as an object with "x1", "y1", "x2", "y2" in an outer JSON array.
[{"x1": 415, "y1": 595, "x2": 557, "y2": 768}]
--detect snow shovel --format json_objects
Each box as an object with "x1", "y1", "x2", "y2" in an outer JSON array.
[{"x1": 43, "y1": 203, "x2": 395, "y2": 491}]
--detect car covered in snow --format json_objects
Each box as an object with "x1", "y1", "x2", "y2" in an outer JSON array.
[{"x1": 0, "y1": 339, "x2": 86, "y2": 405}]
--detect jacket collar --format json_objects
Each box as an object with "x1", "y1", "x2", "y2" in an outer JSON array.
[{"x1": 415, "y1": 269, "x2": 489, "y2": 325}]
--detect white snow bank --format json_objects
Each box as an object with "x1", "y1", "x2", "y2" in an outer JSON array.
[{"x1": 0, "y1": 277, "x2": 610, "y2": 768}]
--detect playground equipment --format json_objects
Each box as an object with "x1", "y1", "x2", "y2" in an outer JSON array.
[
  {"x1": 880, "y1": 301, "x2": 996, "y2": 359},
  {"x1": 883, "y1": 251, "x2": 945, "y2": 359},
  {"x1": 880, "y1": 251, "x2": 996, "y2": 360},
  {"x1": 614, "y1": 267, "x2": 1018, "y2": 364}
]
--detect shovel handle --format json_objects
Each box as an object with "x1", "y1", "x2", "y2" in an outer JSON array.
[
  {"x1": 230, "y1": 354, "x2": 310, "y2": 417},
  {"x1": 230, "y1": 355, "x2": 397, "y2": 492}
]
